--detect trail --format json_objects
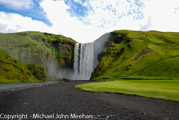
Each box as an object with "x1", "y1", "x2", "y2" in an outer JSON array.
[{"x1": 0, "y1": 81, "x2": 179, "y2": 120}]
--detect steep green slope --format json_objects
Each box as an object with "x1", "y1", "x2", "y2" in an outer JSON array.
[
  {"x1": 26, "y1": 64, "x2": 46, "y2": 81},
  {"x1": 92, "y1": 30, "x2": 179, "y2": 81},
  {"x1": 0, "y1": 31, "x2": 76, "y2": 68},
  {"x1": 0, "y1": 49, "x2": 38, "y2": 83}
]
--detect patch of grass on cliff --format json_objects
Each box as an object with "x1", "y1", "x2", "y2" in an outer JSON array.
[
  {"x1": 26, "y1": 64, "x2": 46, "y2": 81},
  {"x1": 0, "y1": 49, "x2": 40, "y2": 84},
  {"x1": 75, "y1": 80, "x2": 179, "y2": 102},
  {"x1": 0, "y1": 31, "x2": 76, "y2": 68},
  {"x1": 92, "y1": 30, "x2": 179, "y2": 81}
]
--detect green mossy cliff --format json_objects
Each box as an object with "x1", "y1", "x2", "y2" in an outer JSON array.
[
  {"x1": 0, "y1": 49, "x2": 39, "y2": 83},
  {"x1": 1, "y1": 30, "x2": 179, "y2": 82},
  {"x1": 0, "y1": 31, "x2": 76, "y2": 68},
  {"x1": 92, "y1": 30, "x2": 179, "y2": 81}
]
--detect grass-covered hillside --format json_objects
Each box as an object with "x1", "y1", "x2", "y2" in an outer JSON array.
[
  {"x1": 0, "y1": 31, "x2": 77, "y2": 68},
  {"x1": 0, "y1": 49, "x2": 39, "y2": 83},
  {"x1": 92, "y1": 30, "x2": 179, "y2": 81}
]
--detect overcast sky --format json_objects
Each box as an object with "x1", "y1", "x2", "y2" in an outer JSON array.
[{"x1": 0, "y1": 0, "x2": 179, "y2": 43}]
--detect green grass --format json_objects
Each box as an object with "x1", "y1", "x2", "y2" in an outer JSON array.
[
  {"x1": 0, "y1": 31, "x2": 77, "y2": 83},
  {"x1": 0, "y1": 31, "x2": 76, "y2": 68},
  {"x1": 75, "y1": 80, "x2": 179, "y2": 102},
  {"x1": 0, "y1": 79, "x2": 22, "y2": 84},
  {"x1": 0, "y1": 48, "x2": 42, "y2": 84},
  {"x1": 26, "y1": 64, "x2": 46, "y2": 81},
  {"x1": 92, "y1": 30, "x2": 179, "y2": 80},
  {"x1": 0, "y1": 31, "x2": 78, "y2": 83},
  {"x1": 0, "y1": 79, "x2": 43, "y2": 84}
]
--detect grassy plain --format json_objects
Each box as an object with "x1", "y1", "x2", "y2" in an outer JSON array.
[{"x1": 75, "y1": 80, "x2": 179, "y2": 101}]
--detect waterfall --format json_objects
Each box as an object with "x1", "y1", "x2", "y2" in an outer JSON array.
[
  {"x1": 73, "y1": 42, "x2": 94, "y2": 80},
  {"x1": 50, "y1": 33, "x2": 111, "y2": 80},
  {"x1": 72, "y1": 33, "x2": 111, "y2": 80}
]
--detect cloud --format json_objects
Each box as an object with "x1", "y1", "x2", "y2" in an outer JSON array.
[
  {"x1": 0, "y1": 12, "x2": 50, "y2": 33},
  {"x1": 140, "y1": 17, "x2": 151, "y2": 31},
  {"x1": 142, "y1": 0, "x2": 179, "y2": 32},
  {"x1": 65, "y1": 0, "x2": 145, "y2": 28},
  {"x1": 0, "y1": 0, "x2": 179, "y2": 43},
  {"x1": 40, "y1": 0, "x2": 105, "y2": 42},
  {"x1": 39, "y1": 0, "x2": 147, "y2": 42},
  {"x1": 0, "y1": 23, "x2": 19, "y2": 33},
  {"x1": 0, "y1": 0, "x2": 33, "y2": 10}
]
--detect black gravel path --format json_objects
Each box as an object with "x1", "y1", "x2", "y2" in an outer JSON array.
[{"x1": 0, "y1": 81, "x2": 179, "y2": 120}]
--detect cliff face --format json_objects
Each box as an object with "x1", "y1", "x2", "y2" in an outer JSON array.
[
  {"x1": 0, "y1": 31, "x2": 76, "y2": 83},
  {"x1": 1, "y1": 30, "x2": 179, "y2": 82},
  {"x1": 0, "y1": 32, "x2": 76, "y2": 68},
  {"x1": 92, "y1": 30, "x2": 179, "y2": 81},
  {"x1": 0, "y1": 48, "x2": 38, "y2": 83},
  {"x1": 58, "y1": 39, "x2": 75, "y2": 68}
]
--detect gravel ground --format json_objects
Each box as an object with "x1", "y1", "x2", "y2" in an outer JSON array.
[
  {"x1": 0, "y1": 81, "x2": 179, "y2": 120},
  {"x1": 0, "y1": 81, "x2": 59, "y2": 93}
]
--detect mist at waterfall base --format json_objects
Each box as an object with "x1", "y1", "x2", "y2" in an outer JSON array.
[
  {"x1": 47, "y1": 43, "x2": 94, "y2": 80},
  {"x1": 47, "y1": 33, "x2": 111, "y2": 80},
  {"x1": 47, "y1": 61, "x2": 73, "y2": 80}
]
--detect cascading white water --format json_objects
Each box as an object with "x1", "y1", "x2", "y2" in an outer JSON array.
[
  {"x1": 51, "y1": 33, "x2": 111, "y2": 80},
  {"x1": 72, "y1": 33, "x2": 111, "y2": 80},
  {"x1": 73, "y1": 42, "x2": 94, "y2": 80}
]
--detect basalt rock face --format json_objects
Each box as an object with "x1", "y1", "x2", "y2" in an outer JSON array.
[
  {"x1": 58, "y1": 39, "x2": 76, "y2": 68},
  {"x1": 0, "y1": 32, "x2": 76, "y2": 69},
  {"x1": 92, "y1": 30, "x2": 179, "y2": 81}
]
